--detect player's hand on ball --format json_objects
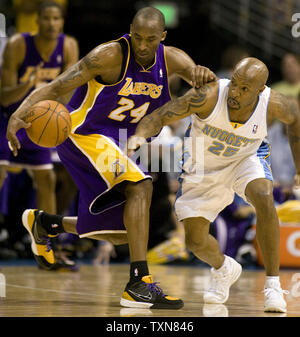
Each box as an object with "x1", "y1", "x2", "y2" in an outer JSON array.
[
  {"x1": 126, "y1": 136, "x2": 146, "y2": 157},
  {"x1": 6, "y1": 115, "x2": 31, "y2": 157},
  {"x1": 191, "y1": 65, "x2": 217, "y2": 88}
]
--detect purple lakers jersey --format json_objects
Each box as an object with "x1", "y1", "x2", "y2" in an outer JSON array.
[
  {"x1": 5, "y1": 33, "x2": 65, "y2": 115},
  {"x1": 67, "y1": 34, "x2": 171, "y2": 145}
]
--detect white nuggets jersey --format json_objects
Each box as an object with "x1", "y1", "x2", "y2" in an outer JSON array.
[
  {"x1": 183, "y1": 79, "x2": 271, "y2": 175},
  {"x1": 176, "y1": 79, "x2": 272, "y2": 222}
]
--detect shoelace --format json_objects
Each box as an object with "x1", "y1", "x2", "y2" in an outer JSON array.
[
  {"x1": 43, "y1": 236, "x2": 52, "y2": 253},
  {"x1": 263, "y1": 288, "x2": 289, "y2": 296},
  {"x1": 208, "y1": 270, "x2": 228, "y2": 295},
  {"x1": 147, "y1": 282, "x2": 165, "y2": 297}
]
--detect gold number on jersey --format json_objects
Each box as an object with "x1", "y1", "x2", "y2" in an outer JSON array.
[
  {"x1": 108, "y1": 98, "x2": 149, "y2": 123},
  {"x1": 108, "y1": 97, "x2": 135, "y2": 121},
  {"x1": 130, "y1": 102, "x2": 150, "y2": 123}
]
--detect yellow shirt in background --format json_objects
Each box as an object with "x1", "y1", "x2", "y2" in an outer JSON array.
[
  {"x1": 271, "y1": 81, "x2": 300, "y2": 98},
  {"x1": 13, "y1": 0, "x2": 67, "y2": 33}
]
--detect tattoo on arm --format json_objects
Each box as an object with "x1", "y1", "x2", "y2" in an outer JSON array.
[
  {"x1": 271, "y1": 91, "x2": 298, "y2": 125},
  {"x1": 57, "y1": 63, "x2": 84, "y2": 88},
  {"x1": 135, "y1": 85, "x2": 210, "y2": 138},
  {"x1": 158, "y1": 85, "x2": 209, "y2": 122},
  {"x1": 83, "y1": 54, "x2": 101, "y2": 70}
]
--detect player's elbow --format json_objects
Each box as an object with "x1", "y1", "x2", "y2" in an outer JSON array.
[
  {"x1": 0, "y1": 89, "x2": 14, "y2": 107},
  {"x1": 32, "y1": 83, "x2": 60, "y2": 101},
  {"x1": 0, "y1": 94, "x2": 9, "y2": 107}
]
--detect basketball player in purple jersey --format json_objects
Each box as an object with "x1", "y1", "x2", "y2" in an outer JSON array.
[
  {"x1": 0, "y1": 1, "x2": 78, "y2": 269},
  {"x1": 7, "y1": 7, "x2": 216, "y2": 309},
  {"x1": 0, "y1": 2, "x2": 78, "y2": 195}
]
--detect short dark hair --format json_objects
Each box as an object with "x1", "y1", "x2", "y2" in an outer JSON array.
[
  {"x1": 38, "y1": 1, "x2": 64, "y2": 17},
  {"x1": 132, "y1": 7, "x2": 165, "y2": 31}
]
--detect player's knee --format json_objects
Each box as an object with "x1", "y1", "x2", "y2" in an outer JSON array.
[
  {"x1": 125, "y1": 179, "x2": 153, "y2": 202},
  {"x1": 250, "y1": 190, "x2": 274, "y2": 210}
]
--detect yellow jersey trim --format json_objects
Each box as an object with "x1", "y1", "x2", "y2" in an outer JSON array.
[
  {"x1": 71, "y1": 81, "x2": 105, "y2": 133},
  {"x1": 230, "y1": 122, "x2": 244, "y2": 129},
  {"x1": 163, "y1": 45, "x2": 172, "y2": 99},
  {"x1": 93, "y1": 36, "x2": 131, "y2": 87}
]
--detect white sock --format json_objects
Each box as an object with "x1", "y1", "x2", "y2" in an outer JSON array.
[{"x1": 265, "y1": 276, "x2": 280, "y2": 288}]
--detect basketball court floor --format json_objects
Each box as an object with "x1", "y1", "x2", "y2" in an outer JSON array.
[{"x1": 0, "y1": 263, "x2": 299, "y2": 317}]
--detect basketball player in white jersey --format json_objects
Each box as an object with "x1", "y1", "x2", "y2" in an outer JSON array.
[{"x1": 127, "y1": 57, "x2": 300, "y2": 313}]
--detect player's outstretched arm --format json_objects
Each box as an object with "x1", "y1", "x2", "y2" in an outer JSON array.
[
  {"x1": 126, "y1": 82, "x2": 218, "y2": 155},
  {"x1": 165, "y1": 46, "x2": 217, "y2": 87},
  {"x1": 6, "y1": 42, "x2": 122, "y2": 156},
  {"x1": 268, "y1": 90, "x2": 300, "y2": 187}
]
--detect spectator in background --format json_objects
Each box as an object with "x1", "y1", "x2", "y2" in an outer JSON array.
[
  {"x1": 269, "y1": 53, "x2": 300, "y2": 199},
  {"x1": 268, "y1": 123, "x2": 295, "y2": 188},
  {"x1": 216, "y1": 44, "x2": 249, "y2": 79},
  {"x1": 272, "y1": 53, "x2": 300, "y2": 98}
]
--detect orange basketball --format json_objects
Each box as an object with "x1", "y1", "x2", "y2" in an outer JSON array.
[{"x1": 25, "y1": 100, "x2": 71, "y2": 148}]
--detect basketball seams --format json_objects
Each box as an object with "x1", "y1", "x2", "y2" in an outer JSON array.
[
  {"x1": 37, "y1": 102, "x2": 59, "y2": 145},
  {"x1": 55, "y1": 110, "x2": 71, "y2": 146},
  {"x1": 26, "y1": 103, "x2": 51, "y2": 123},
  {"x1": 26, "y1": 100, "x2": 71, "y2": 147}
]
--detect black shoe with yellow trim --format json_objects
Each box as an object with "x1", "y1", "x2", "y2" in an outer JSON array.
[
  {"x1": 22, "y1": 209, "x2": 58, "y2": 270},
  {"x1": 120, "y1": 275, "x2": 184, "y2": 309}
]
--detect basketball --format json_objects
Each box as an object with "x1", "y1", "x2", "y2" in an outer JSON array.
[{"x1": 25, "y1": 100, "x2": 71, "y2": 148}]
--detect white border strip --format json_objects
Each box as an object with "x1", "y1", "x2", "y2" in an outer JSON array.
[{"x1": 79, "y1": 229, "x2": 127, "y2": 238}]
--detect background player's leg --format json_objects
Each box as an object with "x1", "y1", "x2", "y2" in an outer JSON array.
[
  {"x1": 32, "y1": 169, "x2": 57, "y2": 213},
  {"x1": 0, "y1": 165, "x2": 7, "y2": 189},
  {"x1": 183, "y1": 216, "x2": 225, "y2": 269},
  {"x1": 245, "y1": 178, "x2": 280, "y2": 276}
]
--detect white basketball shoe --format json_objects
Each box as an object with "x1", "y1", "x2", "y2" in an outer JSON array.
[
  {"x1": 263, "y1": 279, "x2": 288, "y2": 313},
  {"x1": 203, "y1": 255, "x2": 242, "y2": 304}
]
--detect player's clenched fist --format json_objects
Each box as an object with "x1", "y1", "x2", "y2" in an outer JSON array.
[{"x1": 191, "y1": 65, "x2": 217, "y2": 88}]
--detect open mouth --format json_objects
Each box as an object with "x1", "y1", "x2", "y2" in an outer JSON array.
[{"x1": 228, "y1": 97, "x2": 239, "y2": 107}]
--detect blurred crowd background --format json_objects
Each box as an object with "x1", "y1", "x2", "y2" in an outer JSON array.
[{"x1": 0, "y1": 0, "x2": 300, "y2": 269}]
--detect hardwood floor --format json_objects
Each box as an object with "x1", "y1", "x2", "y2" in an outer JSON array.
[{"x1": 0, "y1": 264, "x2": 299, "y2": 317}]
